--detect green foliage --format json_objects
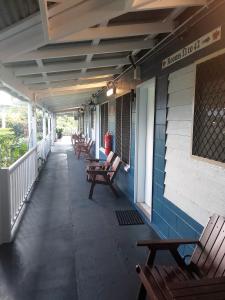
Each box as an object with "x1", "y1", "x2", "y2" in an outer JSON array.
[
  {"x1": 56, "y1": 128, "x2": 63, "y2": 139},
  {"x1": 56, "y1": 113, "x2": 78, "y2": 135},
  {"x1": 0, "y1": 128, "x2": 28, "y2": 168},
  {"x1": 6, "y1": 105, "x2": 28, "y2": 138}
]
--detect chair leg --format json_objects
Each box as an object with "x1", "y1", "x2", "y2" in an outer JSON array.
[
  {"x1": 110, "y1": 183, "x2": 119, "y2": 197},
  {"x1": 77, "y1": 149, "x2": 81, "y2": 159},
  {"x1": 137, "y1": 284, "x2": 146, "y2": 300},
  {"x1": 89, "y1": 182, "x2": 96, "y2": 199}
]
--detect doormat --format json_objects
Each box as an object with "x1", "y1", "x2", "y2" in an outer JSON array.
[{"x1": 115, "y1": 210, "x2": 144, "y2": 226}]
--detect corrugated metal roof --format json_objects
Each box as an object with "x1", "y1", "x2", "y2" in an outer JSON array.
[{"x1": 0, "y1": 0, "x2": 39, "y2": 31}]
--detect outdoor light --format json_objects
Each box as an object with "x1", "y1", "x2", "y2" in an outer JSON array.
[
  {"x1": 88, "y1": 99, "x2": 96, "y2": 111},
  {"x1": 106, "y1": 82, "x2": 116, "y2": 97},
  {"x1": 106, "y1": 87, "x2": 114, "y2": 97}
]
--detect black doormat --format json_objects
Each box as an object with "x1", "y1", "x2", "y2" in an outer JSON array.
[{"x1": 115, "y1": 210, "x2": 144, "y2": 226}]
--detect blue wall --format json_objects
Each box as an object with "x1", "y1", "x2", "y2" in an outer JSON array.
[
  {"x1": 97, "y1": 81, "x2": 203, "y2": 254},
  {"x1": 98, "y1": 97, "x2": 136, "y2": 202},
  {"x1": 150, "y1": 75, "x2": 203, "y2": 256},
  {"x1": 93, "y1": 1, "x2": 225, "y2": 247}
]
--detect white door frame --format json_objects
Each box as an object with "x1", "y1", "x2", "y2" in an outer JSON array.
[
  {"x1": 95, "y1": 105, "x2": 100, "y2": 159},
  {"x1": 134, "y1": 77, "x2": 156, "y2": 220}
]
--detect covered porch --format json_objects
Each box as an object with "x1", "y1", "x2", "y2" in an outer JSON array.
[
  {"x1": 0, "y1": 0, "x2": 224, "y2": 299},
  {"x1": 0, "y1": 137, "x2": 169, "y2": 300}
]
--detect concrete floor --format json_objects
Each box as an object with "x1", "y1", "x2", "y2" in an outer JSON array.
[{"x1": 0, "y1": 138, "x2": 168, "y2": 300}]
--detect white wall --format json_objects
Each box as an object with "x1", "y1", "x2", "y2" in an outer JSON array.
[{"x1": 164, "y1": 64, "x2": 225, "y2": 226}]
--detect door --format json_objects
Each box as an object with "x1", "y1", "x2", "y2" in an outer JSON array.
[
  {"x1": 95, "y1": 105, "x2": 100, "y2": 159},
  {"x1": 135, "y1": 78, "x2": 155, "y2": 220}
]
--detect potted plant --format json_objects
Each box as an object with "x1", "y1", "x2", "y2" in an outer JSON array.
[{"x1": 56, "y1": 128, "x2": 63, "y2": 139}]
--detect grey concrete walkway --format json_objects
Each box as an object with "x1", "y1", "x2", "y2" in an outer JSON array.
[{"x1": 0, "y1": 139, "x2": 163, "y2": 300}]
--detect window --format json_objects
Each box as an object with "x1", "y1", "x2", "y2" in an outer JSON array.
[
  {"x1": 192, "y1": 53, "x2": 225, "y2": 163},
  {"x1": 115, "y1": 92, "x2": 132, "y2": 164},
  {"x1": 90, "y1": 110, "x2": 94, "y2": 129},
  {"x1": 100, "y1": 102, "x2": 108, "y2": 147}
]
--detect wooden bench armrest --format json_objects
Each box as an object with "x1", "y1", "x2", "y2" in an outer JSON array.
[
  {"x1": 86, "y1": 158, "x2": 100, "y2": 162},
  {"x1": 87, "y1": 169, "x2": 115, "y2": 175},
  {"x1": 86, "y1": 158, "x2": 106, "y2": 162},
  {"x1": 137, "y1": 239, "x2": 200, "y2": 250}
]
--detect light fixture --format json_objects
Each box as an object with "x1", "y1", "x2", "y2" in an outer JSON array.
[
  {"x1": 88, "y1": 99, "x2": 96, "y2": 111},
  {"x1": 106, "y1": 82, "x2": 116, "y2": 97}
]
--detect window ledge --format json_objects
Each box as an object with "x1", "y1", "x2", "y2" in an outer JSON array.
[
  {"x1": 99, "y1": 147, "x2": 105, "y2": 154},
  {"x1": 123, "y1": 163, "x2": 130, "y2": 172}
]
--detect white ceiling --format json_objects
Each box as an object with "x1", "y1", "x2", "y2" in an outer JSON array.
[{"x1": 0, "y1": 0, "x2": 206, "y2": 112}]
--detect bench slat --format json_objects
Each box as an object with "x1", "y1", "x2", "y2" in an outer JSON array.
[
  {"x1": 197, "y1": 217, "x2": 225, "y2": 273},
  {"x1": 191, "y1": 214, "x2": 219, "y2": 265}
]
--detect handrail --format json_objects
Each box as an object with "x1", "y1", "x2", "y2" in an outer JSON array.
[{"x1": 8, "y1": 146, "x2": 37, "y2": 173}]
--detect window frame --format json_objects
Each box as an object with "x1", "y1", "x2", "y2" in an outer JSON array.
[
  {"x1": 100, "y1": 101, "x2": 109, "y2": 148},
  {"x1": 191, "y1": 49, "x2": 225, "y2": 167},
  {"x1": 115, "y1": 91, "x2": 132, "y2": 165}
]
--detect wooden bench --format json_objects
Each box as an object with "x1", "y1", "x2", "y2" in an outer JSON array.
[
  {"x1": 86, "y1": 151, "x2": 115, "y2": 172},
  {"x1": 87, "y1": 156, "x2": 121, "y2": 199},
  {"x1": 76, "y1": 139, "x2": 94, "y2": 159},
  {"x1": 136, "y1": 214, "x2": 225, "y2": 299}
]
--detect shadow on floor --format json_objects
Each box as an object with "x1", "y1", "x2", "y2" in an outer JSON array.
[{"x1": 0, "y1": 140, "x2": 171, "y2": 300}]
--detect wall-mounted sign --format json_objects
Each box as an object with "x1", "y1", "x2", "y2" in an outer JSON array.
[{"x1": 162, "y1": 26, "x2": 221, "y2": 69}]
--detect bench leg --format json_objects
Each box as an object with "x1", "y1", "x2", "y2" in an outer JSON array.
[
  {"x1": 137, "y1": 284, "x2": 147, "y2": 300},
  {"x1": 110, "y1": 184, "x2": 119, "y2": 197},
  {"x1": 89, "y1": 182, "x2": 96, "y2": 199}
]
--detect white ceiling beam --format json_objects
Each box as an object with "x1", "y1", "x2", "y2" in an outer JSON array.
[
  {"x1": 49, "y1": 0, "x2": 206, "y2": 41},
  {"x1": 14, "y1": 57, "x2": 129, "y2": 76},
  {"x1": 56, "y1": 22, "x2": 171, "y2": 44},
  {"x1": 0, "y1": 23, "x2": 45, "y2": 61},
  {"x1": 39, "y1": 0, "x2": 50, "y2": 42},
  {"x1": 135, "y1": 0, "x2": 206, "y2": 10},
  {"x1": 36, "y1": 87, "x2": 99, "y2": 98},
  {"x1": 48, "y1": 0, "x2": 85, "y2": 17},
  {"x1": 49, "y1": 0, "x2": 127, "y2": 41},
  {"x1": 36, "y1": 81, "x2": 106, "y2": 94},
  {"x1": 0, "y1": 0, "x2": 206, "y2": 61},
  {"x1": 0, "y1": 63, "x2": 33, "y2": 100},
  {"x1": 22, "y1": 68, "x2": 120, "y2": 84},
  {"x1": 6, "y1": 39, "x2": 154, "y2": 63},
  {"x1": 28, "y1": 76, "x2": 112, "y2": 90}
]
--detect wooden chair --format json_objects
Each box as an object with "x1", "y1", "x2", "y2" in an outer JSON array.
[
  {"x1": 86, "y1": 151, "x2": 115, "y2": 171},
  {"x1": 136, "y1": 214, "x2": 225, "y2": 300},
  {"x1": 76, "y1": 139, "x2": 94, "y2": 159},
  {"x1": 87, "y1": 156, "x2": 121, "y2": 199},
  {"x1": 74, "y1": 137, "x2": 90, "y2": 155}
]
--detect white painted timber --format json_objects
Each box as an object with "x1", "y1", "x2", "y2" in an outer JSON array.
[
  {"x1": 6, "y1": 39, "x2": 153, "y2": 62},
  {"x1": 22, "y1": 69, "x2": 120, "y2": 84},
  {"x1": 167, "y1": 88, "x2": 194, "y2": 107},
  {"x1": 167, "y1": 105, "x2": 192, "y2": 121},
  {"x1": 28, "y1": 77, "x2": 112, "y2": 90},
  {"x1": 49, "y1": 0, "x2": 127, "y2": 40},
  {"x1": 58, "y1": 22, "x2": 172, "y2": 43},
  {"x1": 168, "y1": 71, "x2": 195, "y2": 93},
  {"x1": 164, "y1": 64, "x2": 225, "y2": 226},
  {"x1": 14, "y1": 58, "x2": 129, "y2": 76},
  {"x1": 0, "y1": 64, "x2": 33, "y2": 99},
  {"x1": 135, "y1": 0, "x2": 206, "y2": 10}
]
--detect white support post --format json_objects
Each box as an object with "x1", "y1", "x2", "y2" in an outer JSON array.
[
  {"x1": 43, "y1": 109, "x2": 46, "y2": 138},
  {"x1": 51, "y1": 113, "x2": 56, "y2": 144},
  {"x1": 0, "y1": 169, "x2": 11, "y2": 244},
  {"x1": 48, "y1": 115, "x2": 51, "y2": 136},
  {"x1": 28, "y1": 103, "x2": 37, "y2": 148}
]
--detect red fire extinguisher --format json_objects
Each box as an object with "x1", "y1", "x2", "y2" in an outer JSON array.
[{"x1": 104, "y1": 131, "x2": 112, "y2": 156}]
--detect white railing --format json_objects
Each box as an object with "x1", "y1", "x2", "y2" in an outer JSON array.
[
  {"x1": 9, "y1": 147, "x2": 37, "y2": 227},
  {"x1": 0, "y1": 136, "x2": 51, "y2": 244},
  {"x1": 37, "y1": 134, "x2": 51, "y2": 161}
]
